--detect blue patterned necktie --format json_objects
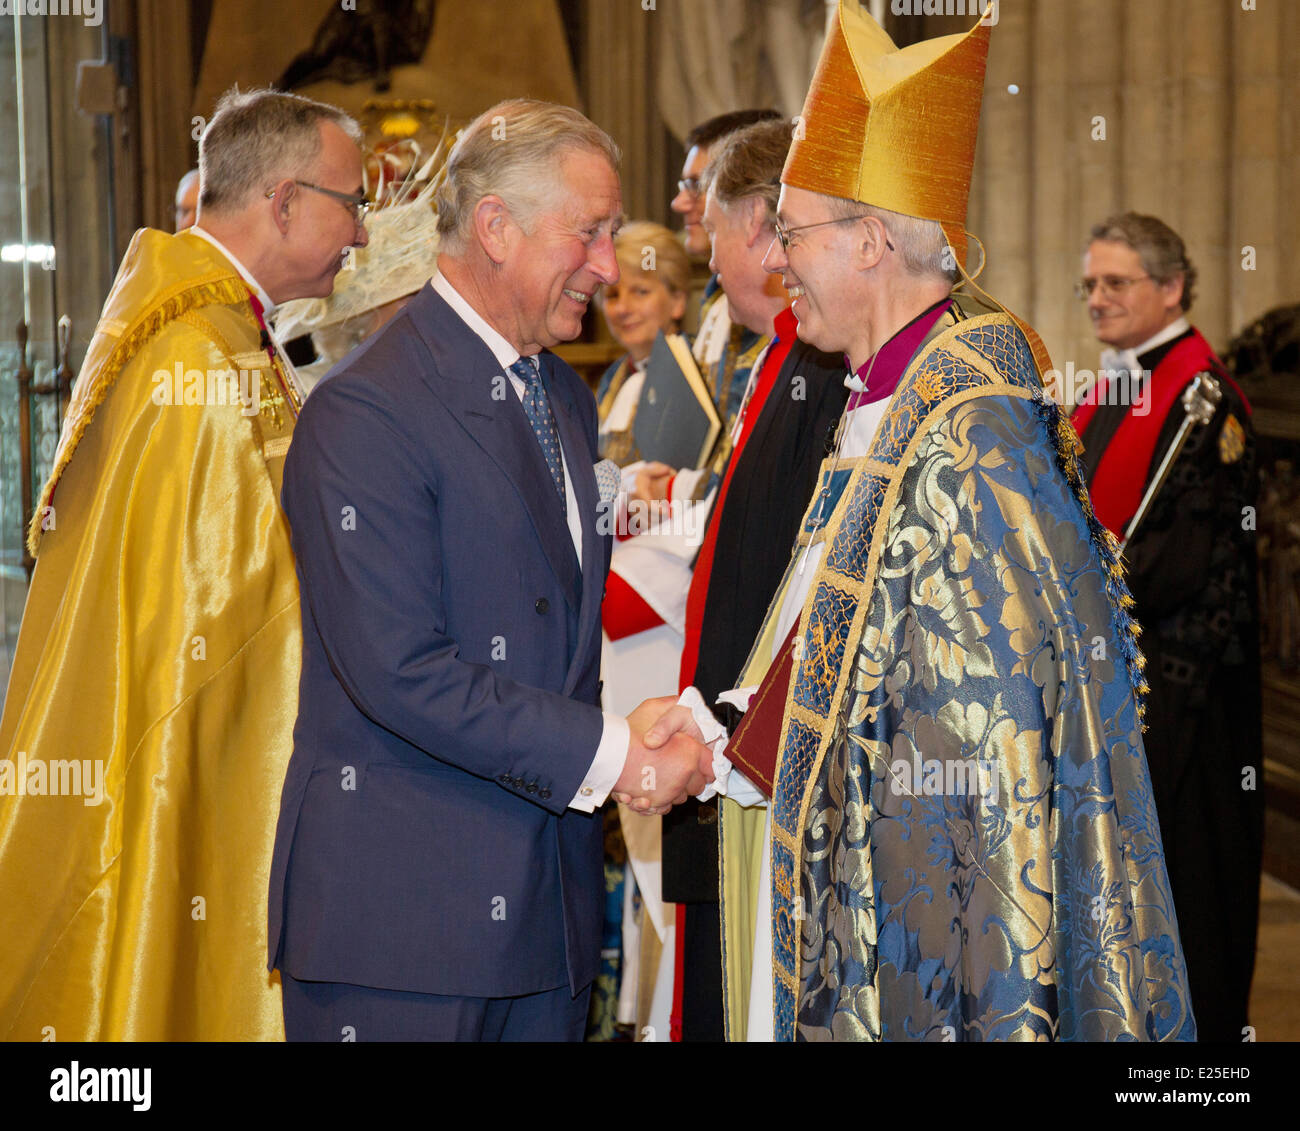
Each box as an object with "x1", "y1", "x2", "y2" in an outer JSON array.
[{"x1": 510, "y1": 356, "x2": 567, "y2": 508}]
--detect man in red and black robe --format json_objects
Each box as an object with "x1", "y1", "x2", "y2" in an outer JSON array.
[{"x1": 1072, "y1": 213, "x2": 1263, "y2": 1042}]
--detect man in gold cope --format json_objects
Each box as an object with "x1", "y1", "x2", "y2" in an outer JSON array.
[{"x1": 0, "y1": 88, "x2": 368, "y2": 1039}]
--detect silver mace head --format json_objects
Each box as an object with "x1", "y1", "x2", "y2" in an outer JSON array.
[{"x1": 1183, "y1": 372, "x2": 1222, "y2": 425}]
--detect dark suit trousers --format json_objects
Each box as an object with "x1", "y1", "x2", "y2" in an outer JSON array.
[{"x1": 283, "y1": 976, "x2": 592, "y2": 1042}]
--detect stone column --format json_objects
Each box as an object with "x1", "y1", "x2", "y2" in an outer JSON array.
[
  {"x1": 1180, "y1": 0, "x2": 1233, "y2": 353},
  {"x1": 1026, "y1": 0, "x2": 1071, "y2": 371},
  {"x1": 1231, "y1": 0, "x2": 1282, "y2": 338},
  {"x1": 135, "y1": 0, "x2": 196, "y2": 234},
  {"x1": 973, "y1": 0, "x2": 1033, "y2": 321}
]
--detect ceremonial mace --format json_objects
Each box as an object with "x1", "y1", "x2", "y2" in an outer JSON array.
[{"x1": 1119, "y1": 372, "x2": 1222, "y2": 551}]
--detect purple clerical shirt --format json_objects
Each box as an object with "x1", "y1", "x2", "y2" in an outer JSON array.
[{"x1": 845, "y1": 297, "x2": 955, "y2": 410}]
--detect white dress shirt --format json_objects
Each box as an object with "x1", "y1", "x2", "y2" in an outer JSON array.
[{"x1": 431, "y1": 271, "x2": 629, "y2": 812}]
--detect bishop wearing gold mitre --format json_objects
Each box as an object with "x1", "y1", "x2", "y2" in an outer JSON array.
[
  {"x1": 0, "y1": 89, "x2": 368, "y2": 1040},
  {"x1": 666, "y1": 1, "x2": 1195, "y2": 1042}
]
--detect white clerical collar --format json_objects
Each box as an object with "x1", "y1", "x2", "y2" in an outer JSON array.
[
  {"x1": 1100, "y1": 315, "x2": 1190, "y2": 376},
  {"x1": 432, "y1": 269, "x2": 535, "y2": 371},
  {"x1": 1132, "y1": 315, "x2": 1190, "y2": 359},
  {"x1": 188, "y1": 225, "x2": 276, "y2": 317},
  {"x1": 188, "y1": 224, "x2": 307, "y2": 403}
]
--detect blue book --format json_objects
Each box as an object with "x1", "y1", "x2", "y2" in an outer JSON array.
[{"x1": 633, "y1": 331, "x2": 722, "y2": 471}]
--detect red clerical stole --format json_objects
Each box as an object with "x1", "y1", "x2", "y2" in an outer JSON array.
[
  {"x1": 1070, "y1": 328, "x2": 1244, "y2": 536},
  {"x1": 678, "y1": 306, "x2": 797, "y2": 690},
  {"x1": 246, "y1": 291, "x2": 277, "y2": 365}
]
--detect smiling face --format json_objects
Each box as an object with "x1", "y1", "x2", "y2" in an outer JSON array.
[
  {"x1": 601, "y1": 264, "x2": 686, "y2": 363},
  {"x1": 280, "y1": 121, "x2": 370, "y2": 301},
  {"x1": 1083, "y1": 239, "x2": 1183, "y2": 351},
  {"x1": 500, "y1": 147, "x2": 623, "y2": 354},
  {"x1": 701, "y1": 189, "x2": 785, "y2": 338},
  {"x1": 671, "y1": 144, "x2": 711, "y2": 256},
  {"x1": 763, "y1": 184, "x2": 862, "y2": 357}
]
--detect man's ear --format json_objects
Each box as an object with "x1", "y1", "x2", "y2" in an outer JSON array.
[
  {"x1": 472, "y1": 196, "x2": 514, "y2": 265},
  {"x1": 1161, "y1": 273, "x2": 1185, "y2": 315},
  {"x1": 269, "y1": 178, "x2": 296, "y2": 237},
  {"x1": 742, "y1": 197, "x2": 769, "y2": 249},
  {"x1": 857, "y1": 214, "x2": 892, "y2": 270}
]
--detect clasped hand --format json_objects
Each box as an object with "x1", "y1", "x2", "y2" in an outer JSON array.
[
  {"x1": 613, "y1": 694, "x2": 714, "y2": 817},
  {"x1": 631, "y1": 461, "x2": 676, "y2": 512}
]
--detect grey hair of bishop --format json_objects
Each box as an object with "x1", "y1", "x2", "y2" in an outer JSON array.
[
  {"x1": 822, "y1": 195, "x2": 959, "y2": 285},
  {"x1": 199, "y1": 87, "x2": 362, "y2": 215},
  {"x1": 434, "y1": 99, "x2": 621, "y2": 256}
]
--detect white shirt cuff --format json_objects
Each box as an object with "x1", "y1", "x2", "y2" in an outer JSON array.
[
  {"x1": 676, "y1": 686, "x2": 764, "y2": 807},
  {"x1": 569, "y1": 712, "x2": 630, "y2": 812},
  {"x1": 669, "y1": 467, "x2": 709, "y2": 503},
  {"x1": 717, "y1": 685, "x2": 757, "y2": 714},
  {"x1": 619, "y1": 460, "x2": 644, "y2": 495}
]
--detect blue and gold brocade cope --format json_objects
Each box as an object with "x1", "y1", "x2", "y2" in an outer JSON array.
[{"x1": 754, "y1": 314, "x2": 1195, "y2": 1041}]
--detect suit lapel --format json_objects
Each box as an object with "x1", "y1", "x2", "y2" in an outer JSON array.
[
  {"x1": 410, "y1": 287, "x2": 580, "y2": 608},
  {"x1": 541, "y1": 352, "x2": 605, "y2": 693}
]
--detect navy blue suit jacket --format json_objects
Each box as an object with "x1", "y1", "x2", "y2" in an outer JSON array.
[{"x1": 268, "y1": 282, "x2": 612, "y2": 998}]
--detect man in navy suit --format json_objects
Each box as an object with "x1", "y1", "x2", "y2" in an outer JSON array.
[{"x1": 268, "y1": 100, "x2": 714, "y2": 1041}]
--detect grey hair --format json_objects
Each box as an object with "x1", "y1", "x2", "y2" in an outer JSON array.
[
  {"x1": 701, "y1": 118, "x2": 793, "y2": 225},
  {"x1": 434, "y1": 99, "x2": 621, "y2": 255},
  {"x1": 199, "y1": 87, "x2": 362, "y2": 215},
  {"x1": 1088, "y1": 212, "x2": 1197, "y2": 311},
  {"x1": 824, "y1": 194, "x2": 958, "y2": 284}
]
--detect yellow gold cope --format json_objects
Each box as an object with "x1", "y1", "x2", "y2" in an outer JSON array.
[{"x1": 783, "y1": 0, "x2": 992, "y2": 269}]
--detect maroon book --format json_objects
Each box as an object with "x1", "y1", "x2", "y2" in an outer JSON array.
[{"x1": 723, "y1": 622, "x2": 799, "y2": 800}]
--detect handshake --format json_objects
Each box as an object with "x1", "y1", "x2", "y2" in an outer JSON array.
[{"x1": 612, "y1": 695, "x2": 715, "y2": 817}]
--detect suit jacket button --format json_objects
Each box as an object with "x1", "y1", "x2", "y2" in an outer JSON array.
[
  {"x1": 497, "y1": 773, "x2": 510, "y2": 784},
  {"x1": 525, "y1": 782, "x2": 538, "y2": 795},
  {"x1": 539, "y1": 788, "x2": 552, "y2": 800},
  {"x1": 535, "y1": 597, "x2": 549, "y2": 614}
]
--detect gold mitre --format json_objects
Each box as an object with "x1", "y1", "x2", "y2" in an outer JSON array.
[{"x1": 784, "y1": 0, "x2": 991, "y2": 268}]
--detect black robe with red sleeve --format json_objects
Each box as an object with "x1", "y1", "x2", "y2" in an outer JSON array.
[{"x1": 1073, "y1": 325, "x2": 1264, "y2": 1042}]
